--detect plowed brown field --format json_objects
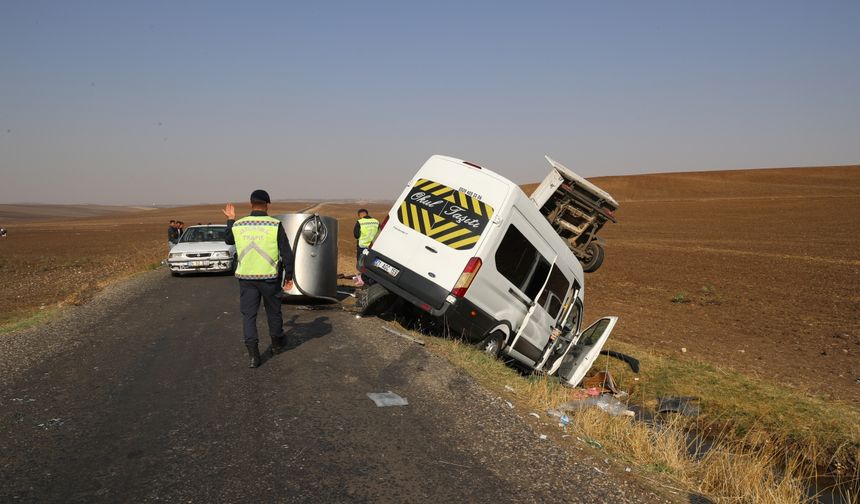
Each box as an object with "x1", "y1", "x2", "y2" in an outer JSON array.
[
  {"x1": 0, "y1": 203, "x2": 311, "y2": 326},
  {"x1": 1, "y1": 166, "x2": 857, "y2": 402},
  {"x1": 571, "y1": 166, "x2": 860, "y2": 402}
]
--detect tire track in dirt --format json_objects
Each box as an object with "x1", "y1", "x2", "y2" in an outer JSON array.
[
  {"x1": 295, "y1": 202, "x2": 325, "y2": 213},
  {"x1": 619, "y1": 193, "x2": 860, "y2": 203},
  {"x1": 614, "y1": 240, "x2": 860, "y2": 267}
]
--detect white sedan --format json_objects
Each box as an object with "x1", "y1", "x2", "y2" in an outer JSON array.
[{"x1": 167, "y1": 225, "x2": 236, "y2": 276}]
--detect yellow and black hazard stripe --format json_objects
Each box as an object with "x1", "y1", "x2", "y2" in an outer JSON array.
[
  {"x1": 397, "y1": 179, "x2": 495, "y2": 250},
  {"x1": 414, "y1": 178, "x2": 494, "y2": 218}
]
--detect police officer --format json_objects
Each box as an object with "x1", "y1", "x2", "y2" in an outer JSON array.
[
  {"x1": 353, "y1": 209, "x2": 379, "y2": 284},
  {"x1": 223, "y1": 190, "x2": 294, "y2": 368}
]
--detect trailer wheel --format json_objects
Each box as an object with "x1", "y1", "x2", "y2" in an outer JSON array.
[
  {"x1": 478, "y1": 331, "x2": 505, "y2": 358},
  {"x1": 359, "y1": 283, "x2": 393, "y2": 316},
  {"x1": 581, "y1": 242, "x2": 605, "y2": 272}
]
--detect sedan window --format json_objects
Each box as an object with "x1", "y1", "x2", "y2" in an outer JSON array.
[{"x1": 180, "y1": 227, "x2": 228, "y2": 243}]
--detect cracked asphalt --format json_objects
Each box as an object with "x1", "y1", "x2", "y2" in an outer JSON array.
[{"x1": 1, "y1": 270, "x2": 683, "y2": 503}]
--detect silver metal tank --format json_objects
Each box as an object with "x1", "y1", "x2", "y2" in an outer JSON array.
[{"x1": 274, "y1": 213, "x2": 339, "y2": 301}]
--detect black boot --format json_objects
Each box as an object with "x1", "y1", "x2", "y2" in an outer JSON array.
[
  {"x1": 271, "y1": 335, "x2": 286, "y2": 355},
  {"x1": 246, "y1": 343, "x2": 261, "y2": 368}
]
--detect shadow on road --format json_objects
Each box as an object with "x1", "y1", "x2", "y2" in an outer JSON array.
[{"x1": 282, "y1": 314, "x2": 332, "y2": 351}]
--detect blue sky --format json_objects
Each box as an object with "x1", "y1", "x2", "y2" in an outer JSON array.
[{"x1": 1, "y1": 0, "x2": 858, "y2": 204}]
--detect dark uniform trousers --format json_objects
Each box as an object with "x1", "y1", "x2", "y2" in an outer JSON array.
[{"x1": 239, "y1": 280, "x2": 285, "y2": 345}]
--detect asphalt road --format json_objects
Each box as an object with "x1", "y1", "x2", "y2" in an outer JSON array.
[{"x1": 0, "y1": 270, "x2": 682, "y2": 503}]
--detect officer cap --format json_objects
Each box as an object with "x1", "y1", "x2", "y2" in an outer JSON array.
[{"x1": 250, "y1": 189, "x2": 271, "y2": 204}]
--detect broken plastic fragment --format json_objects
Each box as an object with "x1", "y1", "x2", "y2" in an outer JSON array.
[
  {"x1": 553, "y1": 395, "x2": 634, "y2": 417},
  {"x1": 366, "y1": 391, "x2": 408, "y2": 407}
]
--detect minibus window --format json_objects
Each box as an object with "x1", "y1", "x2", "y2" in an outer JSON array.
[
  {"x1": 495, "y1": 225, "x2": 539, "y2": 291},
  {"x1": 523, "y1": 257, "x2": 551, "y2": 300},
  {"x1": 547, "y1": 294, "x2": 562, "y2": 319},
  {"x1": 396, "y1": 178, "x2": 494, "y2": 250},
  {"x1": 537, "y1": 266, "x2": 571, "y2": 317},
  {"x1": 564, "y1": 301, "x2": 582, "y2": 333}
]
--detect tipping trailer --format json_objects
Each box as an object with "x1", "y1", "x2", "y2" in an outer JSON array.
[{"x1": 529, "y1": 156, "x2": 619, "y2": 272}]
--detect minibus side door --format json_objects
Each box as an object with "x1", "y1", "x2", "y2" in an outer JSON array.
[
  {"x1": 554, "y1": 317, "x2": 618, "y2": 387},
  {"x1": 493, "y1": 209, "x2": 556, "y2": 365}
]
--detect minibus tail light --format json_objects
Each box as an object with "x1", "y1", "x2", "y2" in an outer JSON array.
[{"x1": 451, "y1": 258, "x2": 482, "y2": 298}]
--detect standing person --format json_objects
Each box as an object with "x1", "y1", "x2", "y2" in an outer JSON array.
[
  {"x1": 178, "y1": 221, "x2": 187, "y2": 238},
  {"x1": 353, "y1": 208, "x2": 379, "y2": 285},
  {"x1": 223, "y1": 190, "x2": 294, "y2": 368},
  {"x1": 167, "y1": 220, "x2": 179, "y2": 249}
]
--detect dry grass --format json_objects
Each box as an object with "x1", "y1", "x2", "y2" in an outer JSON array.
[{"x1": 416, "y1": 326, "x2": 859, "y2": 503}]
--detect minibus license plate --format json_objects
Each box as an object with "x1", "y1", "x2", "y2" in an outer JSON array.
[{"x1": 373, "y1": 259, "x2": 400, "y2": 277}]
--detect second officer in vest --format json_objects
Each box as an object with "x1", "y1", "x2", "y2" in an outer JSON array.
[
  {"x1": 223, "y1": 190, "x2": 294, "y2": 368},
  {"x1": 353, "y1": 208, "x2": 379, "y2": 283}
]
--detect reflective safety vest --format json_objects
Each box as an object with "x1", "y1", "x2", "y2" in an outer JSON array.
[
  {"x1": 357, "y1": 217, "x2": 380, "y2": 248},
  {"x1": 232, "y1": 216, "x2": 280, "y2": 280}
]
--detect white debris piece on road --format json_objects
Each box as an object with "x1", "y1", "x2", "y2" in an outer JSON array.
[{"x1": 367, "y1": 391, "x2": 409, "y2": 407}]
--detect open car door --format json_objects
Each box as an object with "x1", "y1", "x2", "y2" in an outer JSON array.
[{"x1": 555, "y1": 316, "x2": 618, "y2": 387}]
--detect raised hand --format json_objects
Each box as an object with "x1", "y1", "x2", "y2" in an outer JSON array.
[{"x1": 222, "y1": 202, "x2": 236, "y2": 220}]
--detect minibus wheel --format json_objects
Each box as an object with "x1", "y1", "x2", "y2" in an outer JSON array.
[
  {"x1": 359, "y1": 283, "x2": 393, "y2": 316},
  {"x1": 478, "y1": 331, "x2": 505, "y2": 358}
]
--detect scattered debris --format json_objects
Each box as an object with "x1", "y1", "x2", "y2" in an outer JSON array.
[
  {"x1": 681, "y1": 347, "x2": 687, "y2": 353},
  {"x1": 382, "y1": 326, "x2": 425, "y2": 346},
  {"x1": 656, "y1": 396, "x2": 701, "y2": 417},
  {"x1": 582, "y1": 370, "x2": 620, "y2": 395},
  {"x1": 539, "y1": 434, "x2": 548, "y2": 440},
  {"x1": 504, "y1": 384, "x2": 515, "y2": 392},
  {"x1": 505, "y1": 400, "x2": 514, "y2": 409},
  {"x1": 593, "y1": 466, "x2": 606, "y2": 474},
  {"x1": 366, "y1": 391, "x2": 408, "y2": 407},
  {"x1": 36, "y1": 418, "x2": 64, "y2": 429},
  {"x1": 550, "y1": 395, "x2": 634, "y2": 418},
  {"x1": 599, "y1": 350, "x2": 640, "y2": 373},
  {"x1": 528, "y1": 412, "x2": 540, "y2": 419}
]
